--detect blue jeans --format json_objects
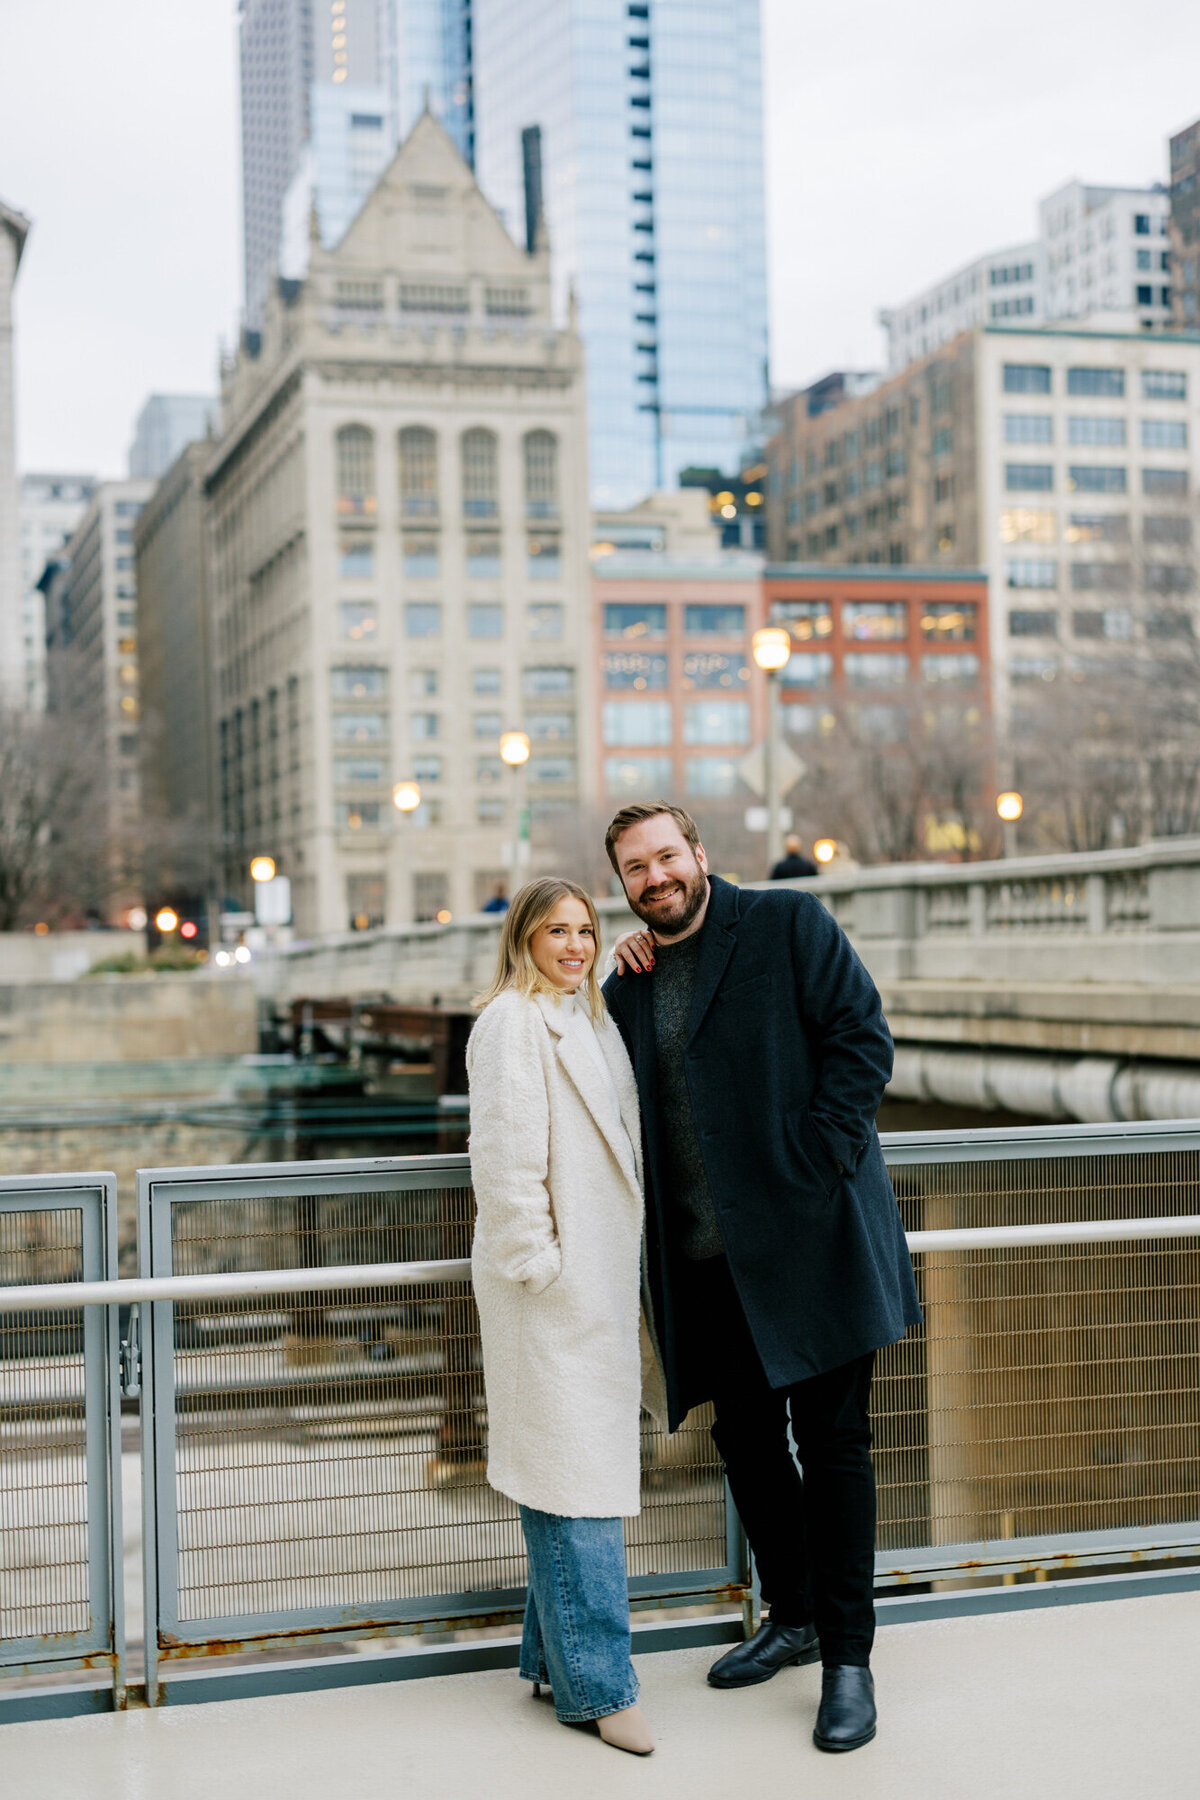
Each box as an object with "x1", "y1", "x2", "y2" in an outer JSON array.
[{"x1": 517, "y1": 1505, "x2": 639, "y2": 1724}]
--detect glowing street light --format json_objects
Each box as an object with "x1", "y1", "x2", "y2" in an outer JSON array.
[
  {"x1": 997, "y1": 790, "x2": 1023, "y2": 859},
  {"x1": 393, "y1": 780, "x2": 422, "y2": 813},
  {"x1": 249, "y1": 856, "x2": 276, "y2": 883},
  {"x1": 155, "y1": 908, "x2": 179, "y2": 934},
  {"x1": 752, "y1": 627, "x2": 793, "y2": 873},
  {"x1": 499, "y1": 730, "x2": 531, "y2": 767},
  {"x1": 500, "y1": 731, "x2": 532, "y2": 874},
  {"x1": 813, "y1": 839, "x2": 837, "y2": 866}
]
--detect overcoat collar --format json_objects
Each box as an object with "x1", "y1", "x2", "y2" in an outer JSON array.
[
  {"x1": 532, "y1": 991, "x2": 643, "y2": 1196},
  {"x1": 684, "y1": 875, "x2": 740, "y2": 1043}
]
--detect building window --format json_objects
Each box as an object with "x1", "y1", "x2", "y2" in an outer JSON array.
[
  {"x1": 1009, "y1": 655, "x2": 1059, "y2": 682},
  {"x1": 1007, "y1": 558, "x2": 1057, "y2": 589},
  {"x1": 1067, "y1": 368, "x2": 1125, "y2": 398},
  {"x1": 685, "y1": 758, "x2": 739, "y2": 798},
  {"x1": 1142, "y1": 468, "x2": 1189, "y2": 498},
  {"x1": 409, "y1": 668, "x2": 439, "y2": 698},
  {"x1": 923, "y1": 649, "x2": 978, "y2": 683},
  {"x1": 921, "y1": 602, "x2": 978, "y2": 641},
  {"x1": 605, "y1": 755, "x2": 672, "y2": 797},
  {"x1": 1006, "y1": 463, "x2": 1054, "y2": 492},
  {"x1": 1142, "y1": 370, "x2": 1187, "y2": 400},
  {"x1": 683, "y1": 604, "x2": 746, "y2": 636},
  {"x1": 1008, "y1": 610, "x2": 1059, "y2": 637},
  {"x1": 472, "y1": 667, "x2": 502, "y2": 697},
  {"x1": 842, "y1": 601, "x2": 907, "y2": 640},
  {"x1": 524, "y1": 430, "x2": 559, "y2": 519},
  {"x1": 338, "y1": 601, "x2": 378, "y2": 641},
  {"x1": 335, "y1": 425, "x2": 377, "y2": 517},
  {"x1": 932, "y1": 428, "x2": 954, "y2": 456},
  {"x1": 348, "y1": 873, "x2": 387, "y2": 930},
  {"x1": 1003, "y1": 364, "x2": 1051, "y2": 394},
  {"x1": 1065, "y1": 512, "x2": 1129, "y2": 543},
  {"x1": 1147, "y1": 611, "x2": 1194, "y2": 639},
  {"x1": 398, "y1": 426, "x2": 439, "y2": 518},
  {"x1": 527, "y1": 536, "x2": 561, "y2": 579},
  {"x1": 529, "y1": 712, "x2": 572, "y2": 741},
  {"x1": 605, "y1": 651, "x2": 668, "y2": 690},
  {"x1": 681, "y1": 652, "x2": 749, "y2": 690},
  {"x1": 460, "y1": 535, "x2": 498, "y2": 579},
  {"x1": 682, "y1": 700, "x2": 750, "y2": 745},
  {"x1": 1067, "y1": 465, "x2": 1126, "y2": 494},
  {"x1": 331, "y1": 665, "x2": 386, "y2": 699},
  {"x1": 771, "y1": 600, "x2": 833, "y2": 640},
  {"x1": 477, "y1": 796, "x2": 506, "y2": 824},
  {"x1": 1072, "y1": 610, "x2": 1132, "y2": 641},
  {"x1": 405, "y1": 602, "x2": 442, "y2": 637},
  {"x1": 1068, "y1": 416, "x2": 1126, "y2": 446},
  {"x1": 1069, "y1": 563, "x2": 1131, "y2": 592},
  {"x1": 410, "y1": 712, "x2": 441, "y2": 740},
  {"x1": 604, "y1": 602, "x2": 667, "y2": 639},
  {"x1": 1000, "y1": 509, "x2": 1056, "y2": 544},
  {"x1": 333, "y1": 711, "x2": 386, "y2": 742},
  {"x1": 467, "y1": 603, "x2": 504, "y2": 638},
  {"x1": 530, "y1": 755, "x2": 574, "y2": 784},
  {"x1": 472, "y1": 710, "x2": 503, "y2": 740},
  {"x1": 413, "y1": 873, "x2": 448, "y2": 923},
  {"x1": 335, "y1": 756, "x2": 387, "y2": 785},
  {"x1": 524, "y1": 665, "x2": 573, "y2": 697},
  {"x1": 462, "y1": 428, "x2": 499, "y2": 519},
  {"x1": 414, "y1": 755, "x2": 442, "y2": 782},
  {"x1": 1146, "y1": 564, "x2": 1195, "y2": 595},
  {"x1": 603, "y1": 701, "x2": 670, "y2": 746},
  {"x1": 1136, "y1": 285, "x2": 1154, "y2": 307},
  {"x1": 1142, "y1": 419, "x2": 1188, "y2": 450},
  {"x1": 843, "y1": 651, "x2": 909, "y2": 687},
  {"x1": 336, "y1": 801, "x2": 383, "y2": 831},
  {"x1": 782, "y1": 704, "x2": 829, "y2": 736},
  {"x1": 403, "y1": 535, "x2": 439, "y2": 576},
  {"x1": 783, "y1": 651, "x2": 834, "y2": 688},
  {"x1": 528, "y1": 602, "x2": 563, "y2": 639},
  {"x1": 885, "y1": 449, "x2": 906, "y2": 478},
  {"x1": 934, "y1": 475, "x2": 955, "y2": 503},
  {"x1": 476, "y1": 756, "x2": 504, "y2": 784},
  {"x1": 339, "y1": 539, "x2": 374, "y2": 578},
  {"x1": 1144, "y1": 514, "x2": 1192, "y2": 546}
]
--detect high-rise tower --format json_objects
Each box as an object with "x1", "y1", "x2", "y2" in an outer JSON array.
[{"x1": 472, "y1": 0, "x2": 769, "y2": 507}]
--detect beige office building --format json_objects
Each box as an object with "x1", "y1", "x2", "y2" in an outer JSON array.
[{"x1": 206, "y1": 110, "x2": 592, "y2": 935}]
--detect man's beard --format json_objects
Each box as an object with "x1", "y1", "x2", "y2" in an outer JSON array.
[{"x1": 627, "y1": 865, "x2": 709, "y2": 939}]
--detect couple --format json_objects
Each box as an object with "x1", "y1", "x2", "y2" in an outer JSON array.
[{"x1": 466, "y1": 802, "x2": 920, "y2": 1758}]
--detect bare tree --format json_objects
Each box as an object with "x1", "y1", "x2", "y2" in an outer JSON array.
[{"x1": 0, "y1": 708, "x2": 121, "y2": 929}]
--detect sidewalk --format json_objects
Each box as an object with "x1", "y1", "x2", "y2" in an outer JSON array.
[{"x1": 3, "y1": 1588, "x2": 1196, "y2": 1800}]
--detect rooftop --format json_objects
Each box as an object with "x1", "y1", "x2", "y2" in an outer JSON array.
[{"x1": 5, "y1": 1589, "x2": 1194, "y2": 1798}]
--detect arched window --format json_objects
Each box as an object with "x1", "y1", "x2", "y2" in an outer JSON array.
[
  {"x1": 336, "y1": 426, "x2": 376, "y2": 517},
  {"x1": 461, "y1": 428, "x2": 499, "y2": 519},
  {"x1": 524, "y1": 430, "x2": 559, "y2": 519},
  {"x1": 398, "y1": 426, "x2": 439, "y2": 519}
]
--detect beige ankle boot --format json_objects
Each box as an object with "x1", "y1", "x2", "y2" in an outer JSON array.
[{"x1": 596, "y1": 1704, "x2": 655, "y2": 1756}]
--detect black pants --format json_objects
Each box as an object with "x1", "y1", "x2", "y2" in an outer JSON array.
[{"x1": 681, "y1": 1255, "x2": 876, "y2": 1667}]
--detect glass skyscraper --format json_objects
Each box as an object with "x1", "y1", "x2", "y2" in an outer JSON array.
[
  {"x1": 472, "y1": 0, "x2": 768, "y2": 507},
  {"x1": 240, "y1": 0, "x2": 474, "y2": 323}
]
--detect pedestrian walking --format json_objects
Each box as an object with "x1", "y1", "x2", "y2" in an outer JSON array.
[
  {"x1": 769, "y1": 834, "x2": 818, "y2": 880},
  {"x1": 602, "y1": 802, "x2": 920, "y2": 1753},
  {"x1": 466, "y1": 876, "x2": 666, "y2": 1757}
]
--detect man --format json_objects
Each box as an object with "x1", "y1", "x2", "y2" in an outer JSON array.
[
  {"x1": 601, "y1": 802, "x2": 920, "y2": 1754},
  {"x1": 770, "y1": 834, "x2": 818, "y2": 881}
]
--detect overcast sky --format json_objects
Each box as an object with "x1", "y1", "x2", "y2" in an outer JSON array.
[{"x1": 4, "y1": 0, "x2": 1200, "y2": 475}]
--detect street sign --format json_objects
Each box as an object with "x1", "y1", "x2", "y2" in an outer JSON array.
[
  {"x1": 254, "y1": 876, "x2": 292, "y2": 926},
  {"x1": 736, "y1": 740, "x2": 806, "y2": 799},
  {"x1": 745, "y1": 806, "x2": 795, "y2": 834}
]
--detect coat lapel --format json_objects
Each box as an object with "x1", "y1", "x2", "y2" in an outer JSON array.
[
  {"x1": 534, "y1": 993, "x2": 642, "y2": 1198},
  {"x1": 685, "y1": 876, "x2": 740, "y2": 1043}
]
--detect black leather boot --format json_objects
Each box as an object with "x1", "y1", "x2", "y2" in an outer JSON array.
[
  {"x1": 813, "y1": 1664, "x2": 876, "y2": 1752},
  {"x1": 707, "y1": 1619, "x2": 820, "y2": 1688}
]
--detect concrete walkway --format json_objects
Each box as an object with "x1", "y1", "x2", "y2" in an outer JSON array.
[{"x1": 4, "y1": 1589, "x2": 1196, "y2": 1800}]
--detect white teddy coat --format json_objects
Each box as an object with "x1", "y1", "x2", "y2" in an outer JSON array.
[{"x1": 466, "y1": 987, "x2": 665, "y2": 1517}]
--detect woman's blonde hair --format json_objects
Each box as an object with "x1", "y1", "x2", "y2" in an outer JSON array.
[{"x1": 474, "y1": 877, "x2": 606, "y2": 1019}]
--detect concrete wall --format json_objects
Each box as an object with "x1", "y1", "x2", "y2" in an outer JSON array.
[
  {"x1": 0, "y1": 931, "x2": 135, "y2": 983},
  {"x1": 0, "y1": 973, "x2": 258, "y2": 1062}
]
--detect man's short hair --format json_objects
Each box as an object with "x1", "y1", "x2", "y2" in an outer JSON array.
[{"x1": 604, "y1": 801, "x2": 702, "y2": 874}]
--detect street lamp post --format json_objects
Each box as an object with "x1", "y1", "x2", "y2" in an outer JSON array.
[
  {"x1": 996, "y1": 790, "x2": 1023, "y2": 859},
  {"x1": 500, "y1": 730, "x2": 531, "y2": 877},
  {"x1": 752, "y1": 626, "x2": 792, "y2": 874}
]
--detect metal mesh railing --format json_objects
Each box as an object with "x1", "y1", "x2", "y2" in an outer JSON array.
[
  {"x1": 156, "y1": 1178, "x2": 728, "y2": 1633},
  {"x1": 0, "y1": 1207, "x2": 90, "y2": 1642}
]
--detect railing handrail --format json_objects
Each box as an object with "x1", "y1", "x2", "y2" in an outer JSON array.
[{"x1": 4, "y1": 1212, "x2": 1200, "y2": 1312}]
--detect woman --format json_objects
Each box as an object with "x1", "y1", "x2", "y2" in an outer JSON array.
[{"x1": 467, "y1": 876, "x2": 665, "y2": 1757}]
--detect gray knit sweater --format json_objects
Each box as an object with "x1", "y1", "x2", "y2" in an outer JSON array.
[{"x1": 651, "y1": 929, "x2": 724, "y2": 1260}]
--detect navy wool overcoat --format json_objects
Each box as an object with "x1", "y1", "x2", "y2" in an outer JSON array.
[{"x1": 603, "y1": 875, "x2": 921, "y2": 1431}]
